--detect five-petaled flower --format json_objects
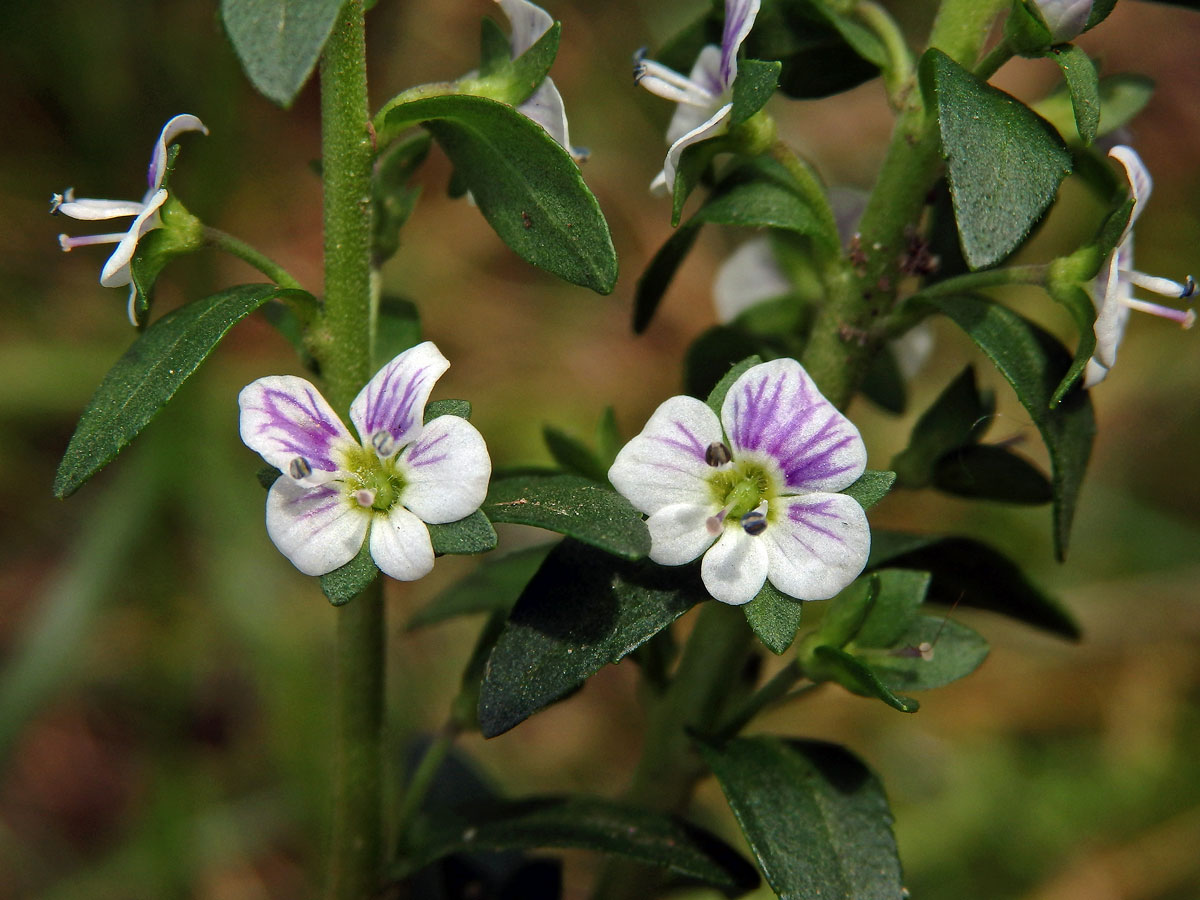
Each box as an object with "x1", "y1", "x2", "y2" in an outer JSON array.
[
  {"x1": 238, "y1": 342, "x2": 492, "y2": 581},
  {"x1": 634, "y1": 0, "x2": 760, "y2": 195},
  {"x1": 51, "y1": 114, "x2": 208, "y2": 325},
  {"x1": 1085, "y1": 146, "x2": 1195, "y2": 388},
  {"x1": 608, "y1": 359, "x2": 871, "y2": 606},
  {"x1": 493, "y1": 0, "x2": 587, "y2": 161}
]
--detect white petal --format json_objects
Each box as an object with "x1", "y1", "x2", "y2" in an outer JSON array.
[
  {"x1": 659, "y1": 103, "x2": 732, "y2": 198},
  {"x1": 518, "y1": 78, "x2": 573, "y2": 153},
  {"x1": 719, "y1": 0, "x2": 761, "y2": 88},
  {"x1": 54, "y1": 197, "x2": 146, "y2": 221},
  {"x1": 239, "y1": 375, "x2": 358, "y2": 486},
  {"x1": 98, "y1": 189, "x2": 167, "y2": 288},
  {"x1": 646, "y1": 502, "x2": 720, "y2": 566},
  {"x1": 369, "y1": 504, "x2": 435, "y2": 581},
  {"x1": 496, "y1": 0, "x2": 552, "y2": 57},
  {"x1": 764, "y1": 493, "x2": 870, "y2": 601},
  {"x1": 665, "y1": 45, "x2": 725, "y2": 144},
  {"x1": 265, "y1": 479, "x2": 369, "y2": 576},
  {"x1": 1092, "y1": 241, "x2": 1133, "y2": 368},
  {"x1": 350, "y1": 341, "x2": 449, "y2": 454},
  {"x1": 721, "y1": 359, "x2": 867, "y2": 493},
  {"x1": 397, "y1": 415, "x2": 492, "y2": 524},
  {"x1": 608, "y1": 395, "x2": 724, "y2": 516},
  {"x1": 147, "y1": 114, "x2": 209, "y2": 192},
  {"x1": 1109, "y1": 145, "x2": 1152, "y2": 234},
  {"x1": 1083, "y1": 356, "x2": 1111, "y2": 388},
  {"x1": 701, "y1": 526, "x2": 769, "y2": 605},
  {"x1": 890, "y1": 323, "x2": 935, "y2": 380},
  {"x1": 1034, "y1": 0, "x2": 1093, "y2": 42},
  {"x1": 713, "y1": 236, "x2": 791, "y2": 323}
]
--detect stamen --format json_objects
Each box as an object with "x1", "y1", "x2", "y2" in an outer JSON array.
[
  {"x1": 371, "y1": 430, "x2": 397, "y2": 456},
  {"x1": 289, "y1": 457, "x2": 313, "y2": 480},
  {"x1": 634, "y1": 58, "x2": 717, "y2": 106},
  {"x1": 354, "y1": 488, "x2": 376, "y2": 508},
  {"x1": 706, "y1": 507, "x2": 729, "y2": 535},
  {"x1": 705, "y1": 441, "x2": 732, "y2": 467},
  {"x1": 1122, "y1": 297, "x2": 1196, "y2": 328},
  {"x1": 59, "y1": 232, "x2": 126, "y2": 251},
  {"x1": 49, "y1": 189, "x2": 74, "y2": 215},
  {"x1": 740, "y1": 509, "x2": 767, "y2": 536},
  {"x1": 1127, "y1": 269, "x2": 1196, "y2": 298}
]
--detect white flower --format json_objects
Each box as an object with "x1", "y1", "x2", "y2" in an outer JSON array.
[
  {"x1": 1084, "y1": 146, "x2": 1195, "y2": 388},
  {"x1": 494, "y1": 0, "x2": 587, "y2": 161},
  {"x1": 634, "y1": 0, "x2": 760, "y2": 195},
  {"x1": 609, "y1": 359, "x2": 870, "y2": 606},
  {"x1": 238, "y1": 342, "x2": 492, "y2": 581},
  {"x1": 51, "y1": 114, "x2": 208, "y2": 325},
  {"x1": 1029, "y1": 0, "x2": 1093, "y2": 43}
]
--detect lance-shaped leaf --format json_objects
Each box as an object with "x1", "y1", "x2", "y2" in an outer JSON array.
[
  {"x1": 932, "y1": 444, "x2": 1053, "y2": 504},
  {"x1": 409, "y1": 545, "x2": 553, "y2": 629},
  {"x1": 840, "y1": 470, "x2": 896, "y2": 510},
  {"x1": 892, "y1": 366, "x2": 994, "y2": 488},
  {"x1": 729, "y1": 59, "x2": 781, "y2": 128},
  {"x1": 220, "y1": 0, "x2": 344, "y2": 107},
  {"x1": 543, "y1": 425, "x2": 608, "y2": 483},
  {"x1": 55, "y1": 284, "x2": 311, "y2": 498},
  {"x1": 392, "y1": 795, "x2": 760, "y2": 894},
  {"x1": 922, "y1": 293, "x2": 1095, "y2": 559},
  {"x1": 744, "y1": 581, "x2": 804, "y2": 655},
  {"x1": 483, "y1": 473, "x2": 650, "y2": 560},
  {"x1": 700, "y1": 737, "x2": 905, "y2": 900},
  {"x1": 1034, "y1": 74, "x2": 1155, "y2": 146},
  {"x1": 320, "y1": 541, "x2": 378, "y2": 607},
  {"x1": 922, "y1": 49, "x2": 1072, "y2": 269},
  {"x1": 376, "y1": 95, "x2": 616, "y2": 294},
  {"x1": 804, "y1": 646, "x2": 920, "y2": 712},
  {"x1": 868, "y1": 530, "x2": 1080, "y2": 638},
  {"x1": 853, "y1": 615, "x2": 989, "y2": 692},
  {"x1": 428, "y1": 510, "x2": 499, "y2": 556},
  {"x1": 478, "y1": 540, "x2": 709, "y2": 737},
  {"x1": 1049, "y1": 44, "x2": 1100, "y2": 146}
]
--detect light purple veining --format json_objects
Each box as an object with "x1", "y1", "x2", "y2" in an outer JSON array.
[
  {"x1": 719, "y1": 0, "x2": 758, "y2": 88},
  {"x1": 256, "y1": 385, "x2": 346, "y2": 472},
  {"x1": 406, "y1": 429, "x2": 450, "y2": 468},
  {"x1": 787, "y1": 497, "x2": 846, "y2": 544},
  {"x1": 651, "y1": 419, "x2": 707, "y2": 462},
  {"x1": 362, "y1": 363, "x2": 429, "y2": 442},
  {"x1": 288, "y1": 485, "x2": 347, "y2": 533}
]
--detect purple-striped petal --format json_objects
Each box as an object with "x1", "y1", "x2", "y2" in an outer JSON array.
[
  {"x1": 654, "y1": 102, "x2": 732, "y2": 196},
  {"x1": 646, "y1": 502, "x2": 720, "y2": 566},
  {"x1": 719, "y1": 0, "x2": 761, "y2": 89},
  {"x1": 398, "y1": 415, "x2": 492, "y2": 524},
  {"x1": 239, "y1": 375, "x2": 358, "y2": 485},
  {"x1": 666, "y1": 45, "x2": 725, "y2": 144},
  {"x1": 608, "y1": 395, "x2": 724, "y2": 516},
  {"x1": 265, "y1": 479, "x2": 369, "y2": 576},
  {"x1": 721, "y1": 359, "x2": 866, "y2": 493},
  {"x1": 147, "y1": 114, "x2": 208, "y2": 194},
  {"x1": 496, "y1": 0, "x2": 552, "y2": 57},
  {"x1": 369, "y1": 504, "x2": 435, "y2": 581},
  {"x1": 701, "y1": 525, "x2": 769, "y2": 605},
  {"x1": 98, "y1": 188, "x2": 166, "y2": 288},
  {"x1": 350, "y1": 341, "x2": 450, "y2": 455},
  {"x1": 764, "y1": 493, "x2": 870, "y2": 601}
]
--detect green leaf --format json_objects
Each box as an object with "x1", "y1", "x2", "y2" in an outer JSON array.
[
  {"x1": 840, "y1": 470, "x2": 896, "y2": 510},
  {"x1": 868, "y1": 531, "x2": 1080, "y2": 638},
  {"x1": 891, "y1": 365, "x2": 994, "y2": 489},
  {"x1": 853, "y1": 615, "x2": 989, "y2": 692},
  {"x1": 633, "y1": 222, "x2": 702, "y2": 333},
  {"x1": 320, "y1": 540, "x2": 379, "y2": 606},
  {"x1": 543, "y1": 425, "x2": 608, "y2": 483},
  {"x1": 54, "y1": 284, "x2": 310, "y2": 498},
  {"x1": 860, "y1": 345, "x2": 907, "y2": 414},
  {"x1": 373, "y1": 296, "x2": 422, "y2": 370},
  {"x1": 671, "y1": 137, "x2": 727, "y2": 227},
  {"x1": 483, "y1": 473, "x2": 650, "y2": 560},
  {"x1": 1049, "y1": 45, "x2": 1100, "y2": 146},
  {"x1": 392, "y1": 795, "x2": 759, "y2": 893},
  {"x1": 424, "y1": 399, "x2": 471, "y2": 423},
  {"x1": 932, "y1": 443, "x2": 1054, "y2": 504},
  {"x1": 924, "y1": 294, "x2": 1096, "y2": 559},
  {"x1": 1034, "y1": 74, "x2": 1155, "y2": 144},
  {"x1": 478, "y1": 540, "x2": 710, "y2": 737},
  {"x1": 256, "y1": 465, "x2": 282, "y2": 490},
  {"x1": 745, "y1": 2, "x2": 880, "y2": 99},
  {"x1": 465, "y1": 22, "x2": 561, "y2": 108},
  {"x1": 595, "y1": 406, "x2": 622, "y2": 468},
  {"x1": 428, "y1": 510, "x2": 498, "y2": 556},
  {"x1": 219, "y1": 0, "x2": 344, "y2": 107},
  {"x1": 744, "y1": 581, "x2": 805, "y2": 654},
  {"x1": 478, "y1": 15, "x2": 511, "y2": 77},
  {"x1": 373, "y1": 133, "x2": 432, "y2": 265},
  {"x1": 700, "y1": 737, "x2": 905, "y2": 899},
  {"x1": 685, "y1": 327, "x2": 766, "y2": 402},
  {"x1": 922, "y1": 49, "x2": 1072, "y2": 269},
  {"x1": 730, "y1": 59, "x2": 781, "y2": 128},
  {"x1": 851, "y1": 569, "x2": 932, "y2": 648},
  {"x1": 806, "y1": 646, "x2": 920, "y2": 712},
  {"x1": 705, "y1": 355, "x2": 764, "y2": 416},
  {"x1": 378, "y1": 95, "x2": 616, "y2": 293},
  {"x1": 814, "y1": 573, "x2": 880, "y2": 650},
  {"x1": 408, "y1": 545, "x2": 554, "y2": 629}
]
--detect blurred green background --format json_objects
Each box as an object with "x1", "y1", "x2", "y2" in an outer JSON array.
[{"x1": 2, "y1": 1, "x2": 1199, "y2": 898}]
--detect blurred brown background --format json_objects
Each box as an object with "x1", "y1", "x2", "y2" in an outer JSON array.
[{"x1": 2, "y1": 1, "x2": 1199, "y2": 898}]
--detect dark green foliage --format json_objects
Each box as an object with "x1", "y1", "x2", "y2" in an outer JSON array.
[
  {"x1": 320, "y1": 541, "x2": 379, "y2": 606},
  {"x1": 220, "y1": 0, "x2": 344, "y2": 107},
  {"x1": 744, "y1": 582, "x2": 805, "y2": 654}
]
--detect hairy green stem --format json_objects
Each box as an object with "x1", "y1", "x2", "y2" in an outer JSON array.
[
  {"x1": 319, "y1": 3, "x2": 383, "y2": 900},
  {"x1": 801, "y1": 0, "x2": 1009, "y2": 408},
  {"x1": 975, "y1": 38, "x2": 1016, "y2": 80},
  {"x1": 202, "y1": 226, "x2": 304, "y2": 291},
  {"x1": 854, "y1": 1, "x2": 915, "y2": 106},
  {"x1": 711, "y1": 662, "x2": 812, "y2": 742}
]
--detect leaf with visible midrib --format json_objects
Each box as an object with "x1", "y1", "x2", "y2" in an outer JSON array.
[
  {"x1": 55, "y1": 284, "x2": 311, "y2": 498},
  {"x1": 220, "y1": 0, "x2": 344, "y2": 107}
]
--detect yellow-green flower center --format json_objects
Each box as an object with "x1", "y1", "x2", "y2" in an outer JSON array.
[
  {"x1": 708, "y1": 459, "x2": 776, "y2": 522},
  {"x1": 342, "y1": 444, "x2": 406, "y2": 512}
]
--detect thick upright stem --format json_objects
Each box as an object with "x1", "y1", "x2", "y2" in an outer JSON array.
[
  {"x1": 801, "y1": 0, "x2": 1009, "y2": 408},
  {"x1": 319, "y1": 3, "x2": 383, "y2": 900}
]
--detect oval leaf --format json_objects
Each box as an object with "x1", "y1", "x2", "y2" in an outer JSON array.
[
  {"x1": 408, "y1": 545, "x2": 553, "y2": 630},
  {"x1": 220, "y1": 0, "x2": 344, "y2": 107},
  {"x1": 700, "y1": 737, "x2": 905, "y2": 900},
  {"x1": 853, "y1": 615, "x2": 989, "y2": 691},
  {"x1": 744, "y1": 581, "x2": 804, "y2": 655},
  {"x1": 54, "y1": 284, "x2": 311, "y2": 498}
]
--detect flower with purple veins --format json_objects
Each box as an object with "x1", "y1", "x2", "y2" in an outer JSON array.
[
  {"x1": 494, "y1": 0, "x2": 588, "y2": 162},
  {"x1": 51, "y1": 114, "x2": 208, "y2": 325},
  {"x1": 238, "y1": 342, "x2": 492, "y2": 581},
  {"x1": 634, "y1": 0, "x2": 760, "y2": 195},
  {"x1": 608, "y1": 358, "x2": 870, "y2": 606},
  {"x1": 1085, "y1": 146, "x2": 1196, "y2": 388}
]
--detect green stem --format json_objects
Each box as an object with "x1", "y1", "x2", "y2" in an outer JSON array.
[
  {"x1": 394, "y1": 724, "x2": 459, "y2": 852},
  {"x1": 801, "y1": 0, "x2": 1010, "y2": 408},
  {"x1": 854, "y1": 1, "x2": 915, "y2": 106},
  {"x1": 711, "y1": 661, "x2": 810, "y2": 742},
  {"x1": 975, "y1": 38, "x2": 1015, "y2": 80},
  {"x1": 319, "y1": 3, "x2": 382, "y2": 900},
  {"x1": 913, "y1": 263, "x2": 1048, "y2": 299},
  {"x1": 202, "y1": 226, "x2": 304, "y2": 290},
  {"x1": 593, "y1": 602, "x2": 753, "y2": 900}
]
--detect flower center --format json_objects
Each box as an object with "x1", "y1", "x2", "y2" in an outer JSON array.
[
  {"x1": 706, "y1": 459, "x2": 777, "y2": 535},
  {"x1": 342, "y1": 444, "x2": 406, "y2": 513}
]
